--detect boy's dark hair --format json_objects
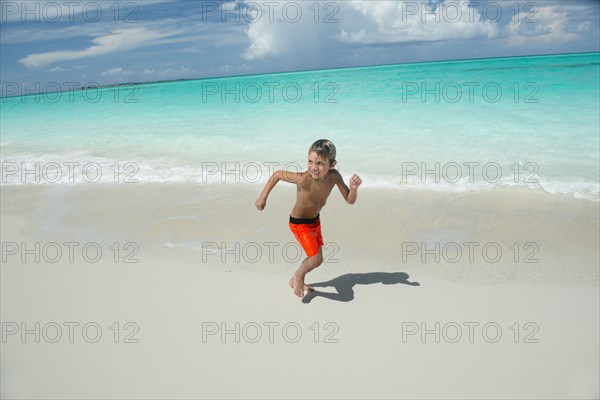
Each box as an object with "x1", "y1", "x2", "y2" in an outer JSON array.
[{"x1": 309, "y1": 139, "x2": 336, "y2": 165}]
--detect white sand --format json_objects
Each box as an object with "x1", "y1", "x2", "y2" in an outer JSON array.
[{"x1": 1, "y1": 184, "x2": 599, "y2": 399}]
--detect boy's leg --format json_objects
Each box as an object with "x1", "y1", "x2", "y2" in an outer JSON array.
[
  {"x1": 288, "y1": 218, "x2": 324, "y2": 298},
  {"x1": 292, "y1": 247, "x2": 323, "y2": 298}
]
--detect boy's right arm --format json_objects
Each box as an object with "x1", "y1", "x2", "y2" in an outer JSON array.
[{"x1": 255, "y1": 170, "x2": 300, "y2": 211}]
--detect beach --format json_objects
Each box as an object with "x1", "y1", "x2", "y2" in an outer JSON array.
[
  {"x1": 2, "y1": 0, "x2": 599, "y2": 393},
  {"x1": 2, "y1": 52, "x2": 599, "y2": 399},
  {"x1": 1, "y1": 182, "x2": 598, "y2": 398}
]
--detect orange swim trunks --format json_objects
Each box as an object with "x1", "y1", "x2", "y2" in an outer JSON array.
[{"x1": 289, "y1": 214, "x2": 324, "y2": 258}]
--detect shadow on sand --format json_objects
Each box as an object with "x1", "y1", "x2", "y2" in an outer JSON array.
[{"x1": 302, "y1": 272, "x2": 420, "y2": 304}]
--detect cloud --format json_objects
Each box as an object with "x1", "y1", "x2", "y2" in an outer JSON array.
[
  {"x1": 18, "y1": 27, "x2": 176, "y2": 69},
  {"x1": 241, "y1": 0, "x2": 500, "y2": 61},
  {"x1": 238, "y1": 63, "x2": 251, "y2": 71},
  {"x1": 100, "y1": 65, "x2": 199, "y2": 81},
  {"x1": 337, "y1": 1, "x2": 499, "y2": 44},
  {"x1": 240, "y1": 0, "x2": 341, "y2": 67},
  {"x1": 0, "y1": 24, "x2": 112, "y2": 45},
  {"x1": 0, "y1": 0, "x2": 177, "y2": 24},
  {"x1": 506, "y1": 5, "x2": 590, "y2": 47},
  {"x1": 101, "y1": 67, "x2": 127, "y2": 76}
]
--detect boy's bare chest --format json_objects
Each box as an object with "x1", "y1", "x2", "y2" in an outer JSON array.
[{"x1": 297, "y1": 180, "x2": 335, "y2": 202}]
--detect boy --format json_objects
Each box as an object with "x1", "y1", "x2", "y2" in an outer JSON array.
[{"x1": 255, "y1": 139, "x2": 362, "y2": 298}]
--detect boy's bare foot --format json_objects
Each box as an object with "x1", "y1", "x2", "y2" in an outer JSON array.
[
  {"x1": 290, "y1": 274, "x2": 313, "y2": 297},
  {"x1": 289, "y1": 276, "x2": 315, "y2": 292},
  {"x1": 292, "y1": 273, "x2": 304, "y2": 298},
  {"x1": 288, "y1": 277, "x2": 313, "y2": 292}
]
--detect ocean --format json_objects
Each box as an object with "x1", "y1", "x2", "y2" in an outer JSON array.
[{"x1": 1, "y1": 52, "x2": 599, "y2": 200}]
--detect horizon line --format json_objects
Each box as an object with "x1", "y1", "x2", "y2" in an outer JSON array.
[{"x1": 2, "y1": 50, "x2": 598, "y2": 99}]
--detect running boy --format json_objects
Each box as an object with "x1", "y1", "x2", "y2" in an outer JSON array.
[{"x1": 255, "y1": 139, "x2": 362, "y2": 298}]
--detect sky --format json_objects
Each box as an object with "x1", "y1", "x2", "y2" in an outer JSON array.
[{"x1": 1, "y1": 0, "x2": 599, "y2": 96}]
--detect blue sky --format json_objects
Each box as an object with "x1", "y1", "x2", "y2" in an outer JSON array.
[{"x1": 1, "y1": 0, "x2": 599, "y2": 95}]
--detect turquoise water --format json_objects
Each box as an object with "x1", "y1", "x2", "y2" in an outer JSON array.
[{"x1": 1, "y1": 52, "x2": 599, "y2": 199}]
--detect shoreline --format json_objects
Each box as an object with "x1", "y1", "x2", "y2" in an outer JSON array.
[{"x1": 1, "y1": 183, "x2": 598, "y2": 286}]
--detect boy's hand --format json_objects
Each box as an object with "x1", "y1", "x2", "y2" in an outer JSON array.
[
  {"x1": 255, "y1": 197, "x2": 266, "y2": 211},
  {"x1": 349, "y1": 174, "x2": 362, "y2": 191}
]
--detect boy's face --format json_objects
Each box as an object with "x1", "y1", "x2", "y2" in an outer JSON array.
[{"x1": 308, "y1": 151, "x2": 335, "y2": 180}]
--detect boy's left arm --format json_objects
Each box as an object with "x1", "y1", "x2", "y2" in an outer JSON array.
[{"x1": 335, "y1": 171, "x2": 362, "y2": 205}]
